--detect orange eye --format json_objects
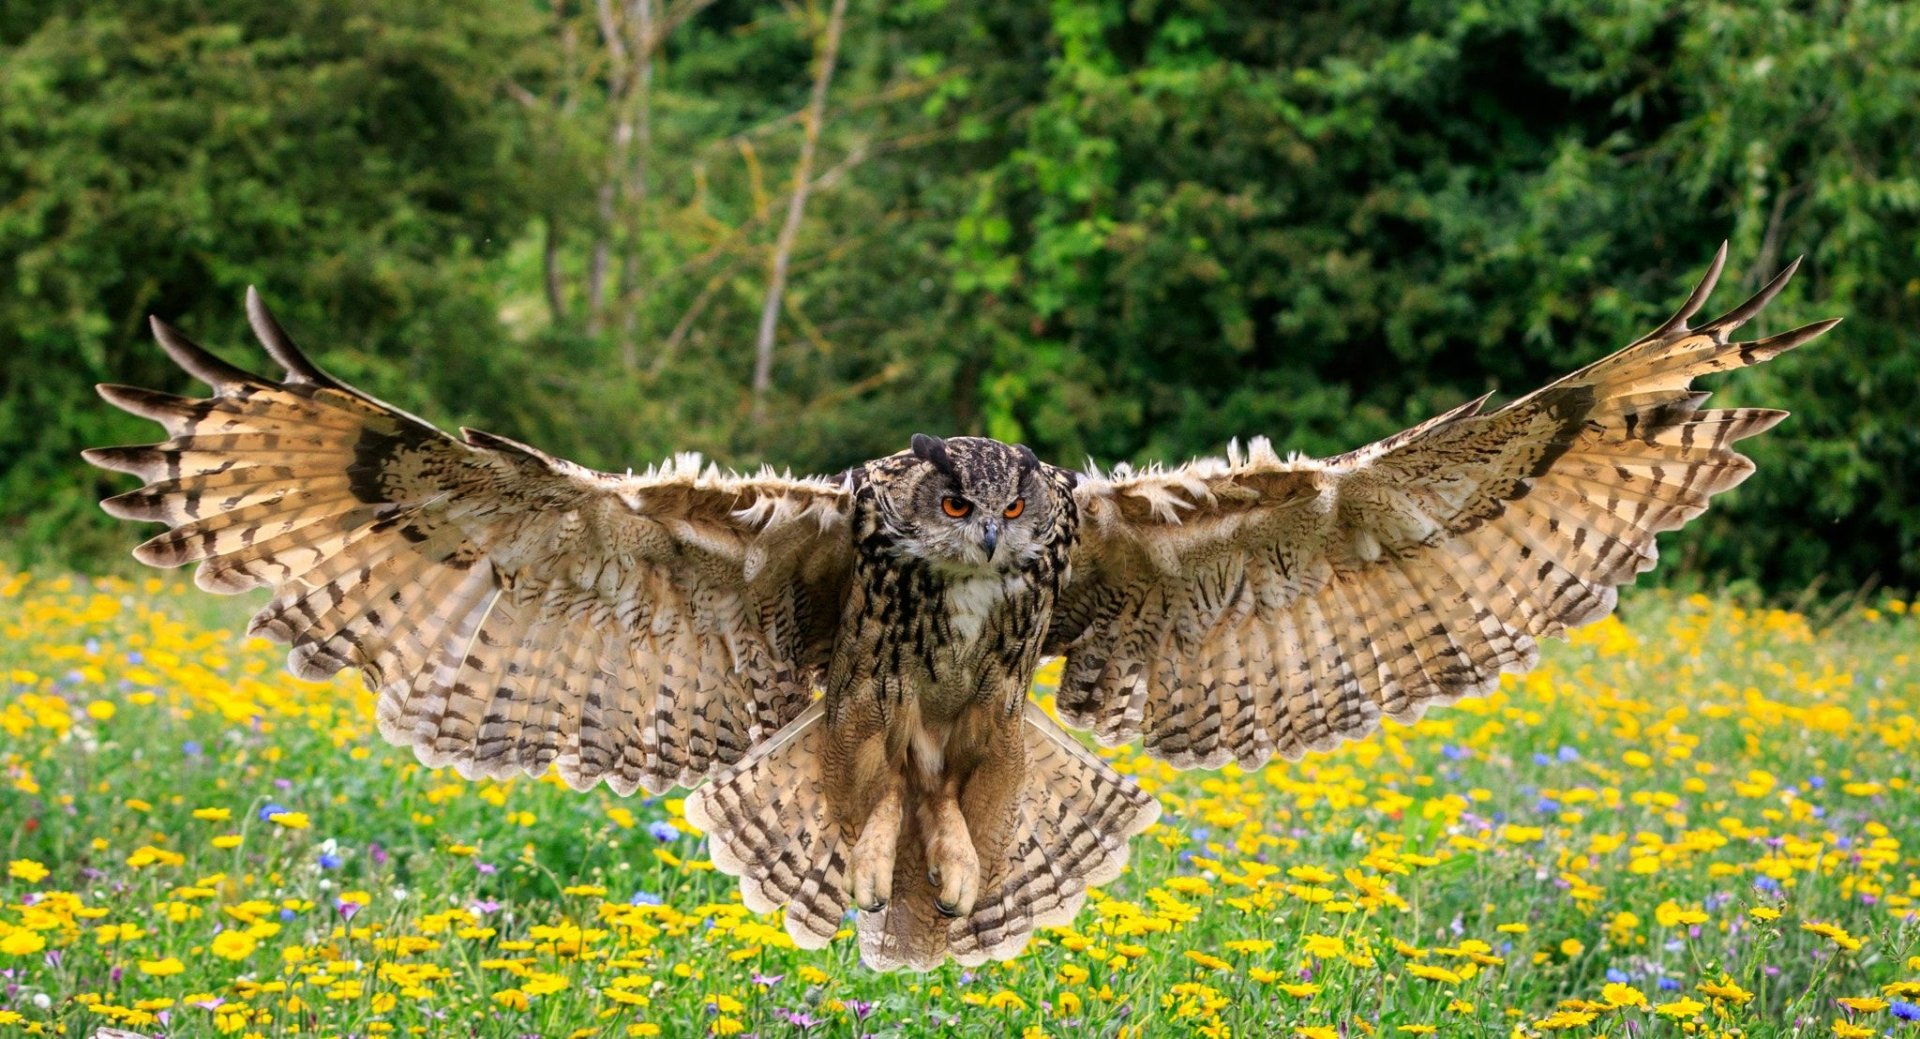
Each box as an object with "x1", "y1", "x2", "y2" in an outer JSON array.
[
  {"x1": 1003, "y1": 498, "x2": 1025, "y2": 520},
  {"x1": 941, "y1": 496, "x2": 972, "y2": 519}
]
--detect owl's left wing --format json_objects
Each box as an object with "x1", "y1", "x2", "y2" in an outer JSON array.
[
  {"x1": 87, "y1": 293, "x2": 855, "y2": 795},
  {"x1": 1045, "y1": 247, "x2": 1837, "y2": 769}
]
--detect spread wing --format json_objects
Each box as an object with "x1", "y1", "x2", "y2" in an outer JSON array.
[
  {"x1": 1046, "y1": 246, "x2": 1838, "y2": 770},
  {"x1": 87, "y1": 292, "x2": 855, "y2": 795}
]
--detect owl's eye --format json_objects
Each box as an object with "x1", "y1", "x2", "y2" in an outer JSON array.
[
  {"x1": 941, "y1": 496, "x2": 972, "y2": 519},
  {"x1": 1003, "y1": 498, "x2": 1025, "y2": 520}
]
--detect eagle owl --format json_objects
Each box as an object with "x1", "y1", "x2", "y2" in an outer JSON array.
[{"x1": 87, "y1": 247, "x2": 1834, "y2": 970}]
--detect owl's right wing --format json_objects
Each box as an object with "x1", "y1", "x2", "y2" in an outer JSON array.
[
  {"x1": 1044, "y1": 247, "x2": 1837, "y2": 770},
  {"x1": 87, "y1": 293, "x2": 855, "y2": 795}
]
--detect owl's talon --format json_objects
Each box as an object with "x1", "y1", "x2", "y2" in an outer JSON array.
[
  {"x1": 850, "y1": 779, "x2": 904, "y2": 916},
  {"x1": 922, "y1": 793, "x2": 980, "y2": 918}
]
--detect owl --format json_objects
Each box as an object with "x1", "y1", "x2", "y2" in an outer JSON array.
[{"x1": 87, "y1": 246, "x2": 1834, "y2": 970}]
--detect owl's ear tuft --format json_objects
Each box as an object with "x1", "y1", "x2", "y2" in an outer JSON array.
[
  {"x1": 1013, "y1": 443, "x2": 1040, "y2": 473},
  {"x1": 911, "y1": 433, "x2": 957, "y2": 477}
]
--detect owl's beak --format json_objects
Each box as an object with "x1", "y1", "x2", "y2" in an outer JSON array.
[{"x1": 979, "y1": 520, "x2": 1000, "y2": 559}]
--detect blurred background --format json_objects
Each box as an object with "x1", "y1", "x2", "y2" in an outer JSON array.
[{"x1": 1, "y1": 0, "x2": 1913, "y2": 593}]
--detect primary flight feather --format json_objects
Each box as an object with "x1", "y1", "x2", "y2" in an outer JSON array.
[{"x1": 87, "y1": 246, "x2": 1835, "y2": 970}]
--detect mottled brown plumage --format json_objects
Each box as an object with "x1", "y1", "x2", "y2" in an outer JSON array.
[{"x1": 89, "y1": 247, "x2": 1834, "y2": 971}]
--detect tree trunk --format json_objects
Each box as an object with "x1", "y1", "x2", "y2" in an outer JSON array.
[
  {"x1": 751, "y1": 0, "x2": 851, "y2": 423},
  {"x1": 587, "y1": 0, "x2": 632, "y2": 337},
  {"x1": 615, "y1": 0, "x2": 655, "y2": 372}
]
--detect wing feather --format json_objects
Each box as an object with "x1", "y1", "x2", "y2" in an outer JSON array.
[
  {"x1": 1050, "y1": 247, "x2": 1837, "y2": 768},
  {"x1": 90, "y1": 296, "x2": 856, "y2": 795}
]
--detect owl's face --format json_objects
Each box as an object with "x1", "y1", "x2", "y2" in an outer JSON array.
[{"x1": 869, "y1": 435, "x2": 1059, "y2": 573}]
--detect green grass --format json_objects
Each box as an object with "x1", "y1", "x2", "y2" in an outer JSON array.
[{"x1": 1, "y1": 568, "x2": 1917, "y2": 1038}]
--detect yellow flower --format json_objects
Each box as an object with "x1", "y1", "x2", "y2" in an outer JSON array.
[
  {"x1": 987, "y1": 990, "x2": 1028, "y2": 1012},
  {"x1": 1832, "y1": 1021, "x2": 1873, "y2": 1039},
  {"x1": 1301, "y1": 934, "x2": 1345, "y2": 959},
  {"x1": 524, "y1": 973, "x2": 568, "y2": 996},
  {"x1": 1, "y1": 930, "x2": 46, "y2": 956},
  {"x1": 1407, "y1": 964, "x2": 1463, "y2": 985},
  {"x1": 711, "y1": 1017, "x2": 745, "y2": 1037},
  {"x1": 493, "y1": 989, "x2": 529, "y2": 1011},
  {"x1": 1697, "y1": 977, "x2": 1753, "y2": 1004},
  {"x1": 6, "y1": 860, "x2": 48, "y2": 884},
  {"x1": 212, "y1": 834, "x2": 243, "y2": 849},
  {"x1": 86, "y1": 700, "x2": 116, "y2": 721},
  {"x1": 192, "y1": 808, "x2": 232, "y2": 822},
  {"x1": 1559, "y1": 938, "x2": 1584, "y2": 957},
  {"x1": 1749, "y1": 906, "x2": 1781, "y2": 921},
  {"x1": 268, "y1": 811, "x2": 311, "y2": 830},
  {"x1": 628, "y1": 1026, "x2": 661, "y2": 1038},
  {"x1": 1296, "y1": 1029, "x2": 1338, "y2": 1039},
  {"x1": 1603, "y1": 983, "x2": 1647, "y2": 1008},
  {"x1": 1279, "y1": 983, "x2": 1321, "y2": 998},
  {"x1": 139, "y1": 957, "x2": 186, "y2": 977},
  {"x1": 1185, "y1": 951, "x2": 1232, "y2": 972},
  {"x1": 1837, "y1": 997, "x2": 1888, "y2": 1013},
  {"x1": 211, "y1": 931, "x2": 256, "y2": 961},
  {"x1": 1801, "y1": 922, "x2": 1864, "y2": 952},
  {"x1": 1653, "y1": 998, "x2": 1706, "y2": 1019}
]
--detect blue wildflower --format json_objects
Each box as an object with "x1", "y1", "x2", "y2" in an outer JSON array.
[{"x1": 648, "y1": 820, "x2": 680, "y2": 842}]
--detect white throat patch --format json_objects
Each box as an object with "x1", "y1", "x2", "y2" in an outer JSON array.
[{"x1": 946, "y1": 572, "x2": 1007, "y2": 642}]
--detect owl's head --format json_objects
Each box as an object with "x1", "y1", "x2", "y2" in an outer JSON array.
[{"x1": 867, "y1": 434, "x2": 1060, "y2": 572}]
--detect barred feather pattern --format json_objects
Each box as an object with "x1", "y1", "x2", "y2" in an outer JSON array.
[
  {"x1": 86, "y1": 293, "x2": 855, "y2": 795},
  {"x1": 853, "y1": 704, "x2": 1161, "y2": 971},
  {"x1": 1048, "y1": 246, "x2": 1839, "y2": 770},
  {"x1": 682, "y1": 704, "x2": 852, "y2": 949}
]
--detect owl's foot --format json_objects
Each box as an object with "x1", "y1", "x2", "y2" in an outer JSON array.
[
  {"x1": 922, "y1": 795, "x2": 979, "y2": 918},
  {"x1": 851, "y1": 780, "x2": 904, "y2": 912}
]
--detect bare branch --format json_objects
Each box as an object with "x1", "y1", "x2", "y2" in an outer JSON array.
[
  {"x1": 543, "y1": 215, "x2": 568, "y2": 324},
  {"x1": 751, "y1": 0, "x2": 851, "y2": 422}
]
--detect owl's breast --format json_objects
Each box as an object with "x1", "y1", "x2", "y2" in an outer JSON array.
[{"x1": 830, "y1": 554, "x2": 1055, "y2": 720}]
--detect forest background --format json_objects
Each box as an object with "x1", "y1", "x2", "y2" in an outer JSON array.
[{"x1": 2, "y1": 0, "x2": 1915, "y2": 593}]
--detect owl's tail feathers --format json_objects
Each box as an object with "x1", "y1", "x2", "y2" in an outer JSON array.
[
  {"x1": 684, "y1": 703, "x2": 851, "y2": 950},
  {"x1": 858, "y1": 704, "x2": 1162, "y2": 971}
]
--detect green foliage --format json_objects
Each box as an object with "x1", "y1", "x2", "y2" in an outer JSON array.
[{"x1": 2, "y1": 0, "x2": 1914, "y2": 592}]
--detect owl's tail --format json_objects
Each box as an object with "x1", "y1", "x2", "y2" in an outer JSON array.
[
  {"x1": 858, "y1": 704, "x2": 1163, "y2": 971},
  {"x1": 683, "y1": 703, "x2": 852, "y2": 949}
]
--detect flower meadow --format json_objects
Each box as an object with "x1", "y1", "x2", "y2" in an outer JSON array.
[{"x1": 1, "y1": 569, "x2": 1918, "y2": 1038}]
